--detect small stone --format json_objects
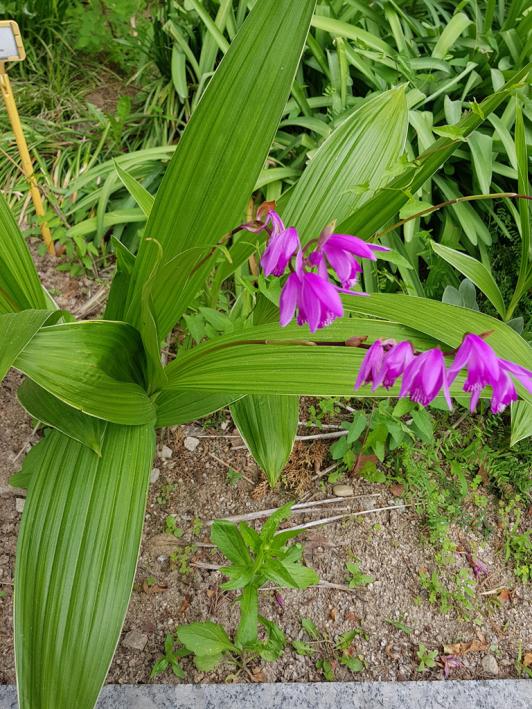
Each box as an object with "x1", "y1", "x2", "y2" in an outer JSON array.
[
  {"x1": 15, "y1": 498, "x2": 25, "y2": 513},
  {"x1": 221, "y1": 421, "x2": 229, "y2": 430},
  {"x1": 184, "y1": 436, "x2": 200, "y2": 453},
  {"x1": 481, "y1": 655, "x2": 499, "y2": 675},
  {"x1": 333, "y1": 484, "x2": 353, "y2": 497},
  {"x1": 150, "y1": 467, "x2": 160, "y2": 484},
  {"x1": 160, "y1": 445, "x2": 172, "y2": 460},
  {"x1": 0, "y1": 485, "x2": 15, "y2": 497},
  {"x1": 122, "y1": 630, "x2": 148, "y2": 651}
]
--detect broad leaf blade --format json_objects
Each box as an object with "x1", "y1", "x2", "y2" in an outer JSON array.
[
  {"x1": 0, "y1": 194, "x2": 46, "y2": 313},
  {"x1": 283, "y1": 87, "x2": 408, "y2": 240},
  {"x1": 0, "y1": 310, "x2": 51, "y2": 380},
  {"x1": 15, "y1": 321, "x2": 155, "y2": 425},
  {"x1": 125, "y1": 0, "x2": 317, "y2": 338},
  {"x1": 230, "y1": 394, "x2": 298, "y2": 487},
  {"x1": 510, "y1": 401, "x2": 532, "y2": 446},
  {"x1": 15, "y1": 424, "x2": 155, "y2": 708},
  {"x1": 17, "y1": 379, "x2": 107, "y2": 455},
  {"x1": 431, "y1": 241, "x2": 506, "y2": 318},
  {"x1": 156, "y1": 390, "x2": 239, "y2": 427}
]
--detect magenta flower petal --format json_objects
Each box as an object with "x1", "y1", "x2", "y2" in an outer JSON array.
[
  {"x1": 375, "y1": 340, "x2": 415, "y2": 389},
  {"x1": 355, "y1": 340, "x2": 385, "y2": 390},
  {"x1": 324, "y1": 234, "x2": 389, "y2": 260},
  {"x1": 490, "y1": 369, "x2": 518, "y2": 414},
  {"x1": 499, "y1": 359, "x2": 532, "y2": 394},
  {"x1": 400, "y1": 348, "x2": 451, "y2": 408},
  {"x1": 279, "y1": 272, "x2": 300, "y2": 327},
  {"x1": 261, "y1": 226, "x2": 300, "y2": 277}
]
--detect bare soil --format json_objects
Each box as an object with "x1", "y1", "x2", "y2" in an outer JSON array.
[{"x1": 0, "y1": 254, "x2": 530, "y2": 686}]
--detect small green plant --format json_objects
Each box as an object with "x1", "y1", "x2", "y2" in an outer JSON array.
[
  {"x1": 515, "y1": 642, "x2": 532, "y2": 679},
  {"x1": 165, "y1": 515, "x2": 183, "y2": 539},
  {"x1": 331, "y1": 400, "x2": 433, "y2": 483},
  {"x1": 155, "y1": 483, "x2": 176, "y2": 507},
  {"x1": 173, "y1": 504, "x2": 318, "y2": 672},
  {"x1": 345, "y1": 559, "x2": 374, "y2": 588},
  {"x1": 419, "y1": 567, "x2": 476, "y2": 619},
  {"x1": 151, "y1": 633, "x2": 188, "y2": 679},
  {"x1": 499, "y1": 498, "x2": 531, "y2": 583},
  {"x1": 385, "y1": 614, "x2": 413, "y2": 635},
  {"x1": 226, "y1": 468, "x2": 242, "y2": 487},
  {"x1": 293, "y1": 618, "x2": 366, "y2": 679},
  {"x1": 416, "y1": 644, "x2": 438, "y2": 672},
  {"x1": 169, "y1": 545, "x2": 197, "y2": 576}
]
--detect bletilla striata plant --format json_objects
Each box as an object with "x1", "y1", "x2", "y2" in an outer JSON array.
[{"x1": 0, "y1": 2, "x2": 530, "y2": 707}]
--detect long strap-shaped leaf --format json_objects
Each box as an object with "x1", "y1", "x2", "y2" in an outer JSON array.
[
  {"x1": 230, "y1": 394, "x2": 299, "y2": 487},
  {"x1": 0, "y1": 310, "x2": 52, "y2": 380},
  {"x1": 17, "y1": 379, "x2": 108, "y2": 455},
  {"x1": 125, "y1": 0, "x2": 316, "y2": 340},
  {"x1": 0, "y1": 194, "x2": 46, "y2": 313},
  {"x1": 14, "y1": 321, "x2": 156, "y2": 425},
  {"x1": 15, "y1": 424, "x2": 155, "y2": 709}
]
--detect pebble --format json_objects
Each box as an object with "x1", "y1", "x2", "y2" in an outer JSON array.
[
  {"x1": 150, "y1": 467, "x2": 160, "y2": 484},
  {"x1": 333, "y1": 484, "x2": 353, "y2": 497},
  {"x1": 0, "y1": 485, "x2": 14, "y2": 497},
  {"x1": 15, "y1": 498, "x2": 25, "y2": 513},
  {"x1": 122, "y1": 630, "x2": 148, "y2": 651},
  {"x1": 481, "y1": 655, "x2": 499, "y2": 675},
  {"x1": 184, "y1": 436, "x2": 200, "y2": 453},
  {"x1": 160, "y1": 445, "x2": 172, "y2": 460}
]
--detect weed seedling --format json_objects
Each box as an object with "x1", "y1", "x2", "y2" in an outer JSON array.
[
  {"x1": 162, "y1": 504, "x2": 318, "y2": 675},
  {"x1": 165, "y1": 516, "x2": 183, "y2": 539},
  {"x1": 293, "y1": 617, "x2": 366, "y2": 679},
  {"x1": 345, "y1": 559, "x2": 374, "y2": 588},
  {"x1": 416, "y1": 644, "x2": 438, "y2": 672}
]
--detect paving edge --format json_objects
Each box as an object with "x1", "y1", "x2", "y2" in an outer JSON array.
[{"x1": 1, "y1": 680, "x2": 531, "y2": 708}]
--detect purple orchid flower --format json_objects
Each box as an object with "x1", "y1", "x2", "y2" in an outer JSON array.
[
  {"x1": 311, "y1": 230, "x2": 389, "y2": 289},
  {"x1": 448, "y1": 333, "x2": 532, "y2": 413},
  {"x1": 242, "y1": 206, "x2": 300, "y2": 277},
  {"x1": 354, "y1": 340, "x2": 385, "y2": 389},
  {"x1": 354, "y1": 340, "x2": 415, "y2": 391},
  {"x1": 376, "y1": 340, "x2": 416, "y2": 389},
  {"x1": 261, "y1": 224, "x2": 300, "y2": 277},
  {"x1": 466, "y1": 553, "x2": 489, "y2": 579},
  {"x1": 279, "y1": 252, "x2": 344, "y2": 332},
  {"x1": 399, "y1": 348, "x2": 452, "y2": 408},
  {"x1": 489, "y1": 369, "x2": 518, "y2": 414},
  {"x1": 448, "y1": 333, "x2": 500, "y2": 411}
]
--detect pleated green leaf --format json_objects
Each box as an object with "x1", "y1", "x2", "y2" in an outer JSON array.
[
  {"x1": 283, "y1": 87, "x2": 408, "y2": 241},
  {"x1": 115, "y1": 162, "x2": 154, "y2": 217},
  {"x1": 0, "y1": 194, "x2": 46, "y2": 313},
  {"x1": 124, "y1": 0, "x2": 316, "y2": 339},
  {"x1": 161, "y1": 341, "x2": 468, "y2": 404},
  {"x1": 510, "y1": 401, "x2": 532, "y2": 446},
  {"x1": 337, "y1": 64, "x2": 530, "y2": 237},
  {"x1": 230, "y1": 394, "x2": 299, "y2": 487},
  {"x1": 0, "y1": 310, "x2": 51, "y2": 380},
  {"x1": 431, "y1": 241, "x2": 506, "y2": 318},
  {"x1": 155, "y1": 390, "x2": 240, "y2": 427},
  {"x1": 15, "y1": 424, "x2": 155, "y2": 709},
  {"x1": 14, "y1": 321, "x2": 155, "y2": 425},
  {"x1": 18, "y1": 379, "x2": 107, "y2": 455}
]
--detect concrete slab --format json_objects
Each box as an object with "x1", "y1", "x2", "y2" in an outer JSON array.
[{"x1": 1, "y1": 680, "x2": 530, "y2": 709}]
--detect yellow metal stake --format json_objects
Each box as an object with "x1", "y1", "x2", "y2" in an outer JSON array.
[{"x1": 0, "y1": 21, "x2": 55, "y2": 255}]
